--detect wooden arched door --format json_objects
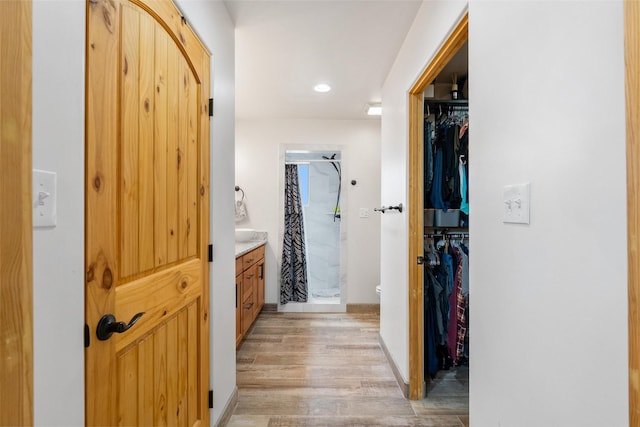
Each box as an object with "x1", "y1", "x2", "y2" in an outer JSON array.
[{"x1": 85, "y1": 0, "x2": 210, "y2": 424}]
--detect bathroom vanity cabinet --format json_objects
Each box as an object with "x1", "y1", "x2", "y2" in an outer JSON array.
[{"x1": 235, "y1": 244, "x2": 265, "y2": 347}]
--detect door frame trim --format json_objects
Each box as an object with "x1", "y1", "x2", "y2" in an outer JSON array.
[
  {"x1": 625, "y1": 0, "x2": 639, "y2": 423},
  {"x1": 406, "y1": 11, "x2": 468, "y2": 400},
  {"x1": 0, "y1": 0, "x2": 33, "y2": 424}
]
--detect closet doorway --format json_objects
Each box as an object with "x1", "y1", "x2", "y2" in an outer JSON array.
[{"x1": 407, "y1": 12, "x2": 468, "y2": 400}]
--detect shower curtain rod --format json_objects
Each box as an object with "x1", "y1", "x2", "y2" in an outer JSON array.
[{"x1": 285, "y1": 159, "x2": 342, "y2": 165}]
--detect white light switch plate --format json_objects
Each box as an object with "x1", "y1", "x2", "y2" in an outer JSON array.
[
  {"x1": 503, "y1": 183, "x2": 530, "y2": 224},
  {"x1": 33, "y1": 169, "x2": 57, "y2": 228}
]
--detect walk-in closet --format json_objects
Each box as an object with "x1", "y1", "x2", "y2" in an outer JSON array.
[{"x1": 422, "y1": 41, "x2": 469, "y2": 403}]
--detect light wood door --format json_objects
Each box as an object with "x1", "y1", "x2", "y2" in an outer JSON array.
[
  {"x1": 0, "y1": 1, "x2": 33, "y2": 425},
  {"x1": 85, "y1": 0, "x2": 210, "y2": 425}
]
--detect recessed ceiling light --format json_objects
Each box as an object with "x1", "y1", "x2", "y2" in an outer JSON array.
[
  {"x1": 314, "y1": 84, "x2": 331, "y2": 93},
  {"x1": 366, "y1": 104, "x2": 382, "y2": 116}
]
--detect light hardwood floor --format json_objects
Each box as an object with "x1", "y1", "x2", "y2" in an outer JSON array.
[{"x1": 227, "y1": 311, "x2": 469, "y2": 427}]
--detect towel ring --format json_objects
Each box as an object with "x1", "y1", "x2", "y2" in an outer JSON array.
[{"x1": 235, "y1": 185, "x2": 245, "y2": 202}]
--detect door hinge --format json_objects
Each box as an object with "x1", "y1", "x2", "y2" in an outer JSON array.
[
  {"x1": 208, "y1": 98, "x2": 213, "y2": 117},
  {"x1": 208, "y1": 390, "x2": 213, "y2": 408},
  {"x1": 417, "y1": 256, "x2": 425, "y2": 265},
  {"x1": 84, "y1": 324, "x2": 90, "y2": 348},
  {"x1": 208, "y1": 244, "x2": 213, "y2": 262}
]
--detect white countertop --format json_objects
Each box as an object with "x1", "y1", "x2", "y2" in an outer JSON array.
[{"x1": 235, "y1": 239, "x2": 267, "y2": 258}]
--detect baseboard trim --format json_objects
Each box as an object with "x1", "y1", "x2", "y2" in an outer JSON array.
[
  {"x1": 262, "y1": 303, "x2": 277, "y2": 312},
  {"x1": 215, "y1": 386, "x2": 238, "y2": 427},
  {"x1": 346, "y1": 303, "x2": 380, "y2": 313},
  {"x1": 379, "y1": 334, "x2": 410, "y2": 398}
]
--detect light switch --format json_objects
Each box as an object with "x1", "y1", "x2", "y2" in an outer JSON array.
[
  {"x1": 33, "y1": 169, "x2": 57, "y2": 228},
  {"x1": 503, "y1": 182, "x2": 530, "y2": 224},
  {"x1": 359, "y1": 208, "x2": 370, "y2": 219}
]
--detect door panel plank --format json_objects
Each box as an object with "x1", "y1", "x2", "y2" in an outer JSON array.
[
  {"x1": 118, "y1": 347, "x2": 138, "y2": 426},
  {"x1": 187, "y1": 74, "x2": 198, "y2": 257},
  {"x1": 138, "y1": 336, "x2": 154, "y2": 426},
  {"x1": 166, "y1": 314, "x2": 179, "y2": 427},
  {"x1": 86, "y1": 0, "x2": 120, "y2": 424},
  {"x1": 154, "y1": 324, "x2": 168, "y2": 427},
  {"x1": 154, "y1": 28, "x2": 169, "y2": 268},
  {"x1": 138, "y1": 11, "x2": 156, "y2": 273},
  {"x1": 166, "y1": 42, "x2": 179, "y2": 264},
  {"x1": 177, "y1": 309, "x2": 189, "y2": 426},
  {"x1": 187, "y1": 302, "x2": 199, "y2": 425},
  {"x1": 177, "y1": 62, "x2": 189, "y2": 259},
  {"x1": 121, "y1": 5, "x2": 141, "y2": 278}
]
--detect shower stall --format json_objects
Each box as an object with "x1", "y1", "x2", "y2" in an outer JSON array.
[{"x1": 283, "y1": 150, "x2": 343, "y2": 305}]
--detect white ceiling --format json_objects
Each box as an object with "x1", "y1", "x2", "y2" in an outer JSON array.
[{"x1": 224, "y1": 0, "x2": 423, "y2": 120}]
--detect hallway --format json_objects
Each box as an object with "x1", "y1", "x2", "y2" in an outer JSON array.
[{"x1": 227, "y1": 312, "x2": 468, "y2": 426}]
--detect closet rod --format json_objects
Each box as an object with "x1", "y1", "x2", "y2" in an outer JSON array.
[
  {"x1": 424, "y1": 231, "x2": 469, "y2": 239},
  {"x1": 285, "y1": 159, "x2": 342, "y2": 165},
  {"x1": 423, "y1": 99, "x2": 468, "y2": 106}
]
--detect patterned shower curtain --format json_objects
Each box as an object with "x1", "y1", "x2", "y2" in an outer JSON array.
[{"x1": 281, "y1": 164, "x2": 308, "y2": 304}]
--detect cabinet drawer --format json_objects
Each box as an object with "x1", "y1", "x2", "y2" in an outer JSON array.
[
  {"x1": 242, "y1": 269, "x2": 255, "y2": 297},
  {"x1": 241, "y1": 292, "x2": 255, "y2": 335},
  {"x1": 243, "y1": 245, "x2": 265, "y2": 269},
  {"x1": 236, "y1": 257, "x2": 243, "y2": 276}
]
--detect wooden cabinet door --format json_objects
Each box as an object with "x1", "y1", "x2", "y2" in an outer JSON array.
[
  {"x1": 241, "y1": 291, "x2": 255, "y2": 336},
  {"x1": 256, "y1": 260, "x2": 265, "y2": 314},
  {"x1": 236, "y1": 275, "x2": 242, "y2": 347},
  {"x1": 85, "y1": 0, "x2": 210, "y2": 425}
]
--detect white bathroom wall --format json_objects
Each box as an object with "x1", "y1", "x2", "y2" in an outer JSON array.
[
  {"x1": 381, "y1": 0, "x2": 629, "y2": 425},
  {"x1": 235, "y1": 119, "x2": 381, "y2": 306},
  {"x1": 32, "y1": 1, "x2": 85, "y2": 424},
  {"x1": 379, "y1": 0, "x2": 467, "y2": 384},
  {"x1": 173, "y1": 1, "x2": 236, "y2": 424},
  {"x1": 469, "y1": 1, "x2": 628, "y2": 425},
  {"x1": 31, "y1": 1, "x2": 236, "y2": 425}
]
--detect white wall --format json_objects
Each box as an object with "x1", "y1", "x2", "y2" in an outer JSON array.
[
  {"x1": 379, "y1": 0, "x2": 467, "y2": 384},
  {"x1": 469, "y1": 1, "x2": 627, "y2": 426},
  {"x1": 32, "y1": 1, "x2": 236, "y2": 425},
  {"x1": 174, "y1": 1, "x2": 236, "y2": 425},
  {"x1": 235, "y1": 119, "x2": 381, "y2": 306},
  {"x1": 32, "y1": 1, "x2": 85, "y2": 424},
  {"x1": 381, "y1": 0, "x2": 629, "y2": 425}
]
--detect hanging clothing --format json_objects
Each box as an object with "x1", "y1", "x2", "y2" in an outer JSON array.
[
  {"x1": 424, "y1": 120, "x2": 434, "y2": 199},
  {"x1": 424, "y1": 235, "x2": 469, "y2": 374},
  {"x1": 281, "y1": 165, "x2": 308, "y2": 304},
  {"x1": 459, "y1": 159, "x2": 469, "y2": 215}
]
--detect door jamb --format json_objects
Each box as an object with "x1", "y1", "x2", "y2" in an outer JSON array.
[
  {"x1": 624, "y1": 1, "x2": 639, "y2": 423},
  {"x1": 0, "y1": 0, "x2": 33, "y2": 423},
  {"x1": 406, "y1": 12, "x2": 468, "y2": 400}
]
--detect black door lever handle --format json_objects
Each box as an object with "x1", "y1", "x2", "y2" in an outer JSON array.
[{"x1": 96, "y1": 312, "x2": 145, "y2": 341}]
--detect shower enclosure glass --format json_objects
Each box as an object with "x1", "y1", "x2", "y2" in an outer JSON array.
[{"x1": 285, "y1": 150, "x2": 341, "y2": 304}]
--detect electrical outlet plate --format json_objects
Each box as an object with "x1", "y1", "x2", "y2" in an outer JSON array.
[
  {"x1": 359, "y1": 208, "x2": 370, "y2": 218},
  {"x1": 33, "y1": 169, "x2": 57, "y2": 228},
  {"x1": 503, "y1": 182, "x2": 530, "y2": 224}
]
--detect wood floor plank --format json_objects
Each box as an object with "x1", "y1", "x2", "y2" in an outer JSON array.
[
  {"x1": 251, "y1": 353, "x2": 388, "y2": 366},
  {"x1": 264, "y1": 416, "x2": 464, "y2": 427},
  {"x1": 232, "y1": 312, "x2": 468, "y2": 426}
]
